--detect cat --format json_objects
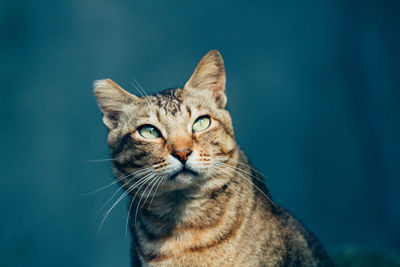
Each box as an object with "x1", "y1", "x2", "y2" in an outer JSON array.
[{"x1": 94, "y1": 50, "x2": 333, "y2": 266}]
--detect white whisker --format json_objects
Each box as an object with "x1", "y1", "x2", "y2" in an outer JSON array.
[
  {"x1": 148, "y1": 175, "x2": 165, "y2": 207},
  {"x1": 131, "y1": 76, "x2": 148, "y2": 96},
  {"x1": 213, "y1": 156, "x2": 267, "y2": 178},
  {"x1": 213, "y1": 160, "x2": 264, "y2": 184},
  {"x1": 98, "y1": 171, "x2": 155, "y2": 232},
  {"x1": 213, "y1": 162, "x2": 274, "y2": 205},
  {"x1": 208, "y1": 169, "x2": 247, "y2": 198},
  {"x1": 83, "y1": 166, "x2": 153, "y2": 197},
  {"x1": 130, "y1": 78, "x2": 145, "y2": 98},
  {"x1": 125, "y1": 196, "x2": 135, "y2": 236},
  {"x1": 130, "y1": 77, "x2": 152, "y2": 106},
  {"x1": 134, "y1": 174, "x2": 160, "y2": 226},
  {"x1": 99, "y1": 169, "x2": 151, "y2": 212}
]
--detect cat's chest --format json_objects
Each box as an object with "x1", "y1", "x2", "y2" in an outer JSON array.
[
  {"x1": 133, "y1": 190, "x2": 254, "y2": 266},
  {"x1": 136, "y1": 236, "x2": 246, "y2": 267}
]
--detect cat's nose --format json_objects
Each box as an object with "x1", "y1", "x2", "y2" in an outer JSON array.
[{"x1": 172, "y1": 149, "x2": 192, "y2": 164}]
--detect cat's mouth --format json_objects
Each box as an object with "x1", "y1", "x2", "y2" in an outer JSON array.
[{"x1": 169, "y1": 166, "x2": 198, "y2": 181}]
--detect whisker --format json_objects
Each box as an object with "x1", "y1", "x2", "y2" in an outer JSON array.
[
  {"x1": 126, "y1": 196, "x2": 135, "y2": 236},
  {"x1": 98, "y1": 171, "x2": 154, "y2": 232},
  {"x1": 130, "y1": 78, "x2": 145, "y2": 98},
  {"x1": 97, "y1": 162, "x2": 168, "y2": 232},
  {"x1": 99, "y1": 178, "x2": 143, "y2": 231},
  {"x1": 82, "y1": 166, "x2": 153, "y2": 197},
  {"x1": 214, "y1": 157, "x2": 273, "y2": 189},
  {"x1": 213, "y1": 160, "x2": 264, "y2": 184},
  {"x1": 125, "y1": 174, "x2": 156, "y2": 237},
  {"x1": 100, "y1": 183, "x2": 127, "y2": 212},
  {"x1": 124, "y1": 174, "x2": 159, "y2": 236},
  {"x1": 213, "y1": 156, "x2": 267, "y2": 179},
  {"x1": 131, "y1": 76, "x2": 148, "y2": 96},
  {"x1": 141, "y1": 175, "x2": 162, "y2": 209},
  {"x1": 207, "y1": 169, "x2": 247, "y2": 198},
  {"x1": 134, "y1": 174, "x2": 160, "y2": 226},
  {"x1": 81, "y1": 179, "x2": 120, "y2": 197},
  {"x1": 130, "y1": 77, "x2": 152, "y2": 106},
  {"x1": 148, "y1": 175, "x2": 165, "y2": 207},
  {"x1": 99, "y1": 168, "x2": 153, "y2": 212},
  {"x1": 213, "y1": 162, "x2": 274, "y2": 205},
  {"x1": 108, "y1": 172, "x2": 153, "y2": 210},
  {"x1": 128, "y1": 173, "x2": 156, "y2": 228},
  {"x1": 82, "y1": 172, "x2": 134, "y2": 197}
]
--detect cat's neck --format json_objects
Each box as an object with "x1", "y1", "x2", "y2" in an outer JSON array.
[
  {"x1": 130, "y1": 162, "x2": 257, "y2": 240},
  {"x1": 133, "y1": 178, "x2": 238, "y2": 232}
]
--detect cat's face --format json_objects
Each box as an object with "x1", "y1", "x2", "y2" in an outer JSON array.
[{"x1": 94, "y1": 50, "x2": 237, "y2": 195}]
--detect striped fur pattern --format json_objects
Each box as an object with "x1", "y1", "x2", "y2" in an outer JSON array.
[{"x1": 94, "y1": 50, "x2": 333, "y2": 266}]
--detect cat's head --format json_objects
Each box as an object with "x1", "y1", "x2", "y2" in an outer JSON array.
[{"x1": 94, "y1": 50, "x2": 237, "y2": 195}]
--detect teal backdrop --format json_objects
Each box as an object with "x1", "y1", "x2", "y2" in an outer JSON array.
[{"x1": 1, "y1": 0, "x2": 399, "y2": 266}]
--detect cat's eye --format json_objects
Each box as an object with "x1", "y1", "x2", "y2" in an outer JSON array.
[
  {"x1": 138, "y1": 125, "x2": 161, "y2": 139},
  {"x1": 192, "y1": 115, "x2": 211, "y2": 132}
]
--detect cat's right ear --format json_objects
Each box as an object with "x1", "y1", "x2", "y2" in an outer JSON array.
[{"x1": 93, "y1": 79, "x2": 139, "y2": 130}]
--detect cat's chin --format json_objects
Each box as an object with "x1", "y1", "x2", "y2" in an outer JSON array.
[{"x1": 168, "y1": 167, "x2": 199, "y2": 186}]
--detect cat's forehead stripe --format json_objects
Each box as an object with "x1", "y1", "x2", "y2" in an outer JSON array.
[
  {"x1": 148, "y1": 88, "x2": 184, "y2": 116},
  {"x1": 185, "y1": 105, "x2": 191, "y2": 117},
  {"x1": 156, "y1": 110, "x2": 161, "y2": 122}
]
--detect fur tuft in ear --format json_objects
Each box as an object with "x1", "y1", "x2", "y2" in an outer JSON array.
[
  {"x1": 93, "y1": 79, "x2": 139, "y2": 129},
  {"x1": 184, "y1": 50, "x2": 227, "y2": 108}
]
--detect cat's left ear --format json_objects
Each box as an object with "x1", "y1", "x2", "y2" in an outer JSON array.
[{"x1": 184, "y1": 50, "x2": 227, "y2": 108}]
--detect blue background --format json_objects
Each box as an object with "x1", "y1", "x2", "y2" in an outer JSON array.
[{"x1": 1, "y1": 1, "x2": 399, "y2": 266}]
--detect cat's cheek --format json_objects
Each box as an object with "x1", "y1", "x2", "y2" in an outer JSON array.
[{"x1": 185, "y1": 151, "x2": 209, "y2": 175}]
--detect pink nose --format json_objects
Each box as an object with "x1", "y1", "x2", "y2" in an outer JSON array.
[{"x1": 172, "y1": 149, "x2": 192, "y2": 164}]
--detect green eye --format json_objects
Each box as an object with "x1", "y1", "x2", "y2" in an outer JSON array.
[
  {"x1": 192, "y1": 116, "x2": 211, "y2": 132},
  {"x1": 138, "y1": 125, "x2": 161, "y2": 139}
]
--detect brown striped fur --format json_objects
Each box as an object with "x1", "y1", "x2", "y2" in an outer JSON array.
[{"x1": 94, "y1": 50, "x2": 333, "y2": 266}]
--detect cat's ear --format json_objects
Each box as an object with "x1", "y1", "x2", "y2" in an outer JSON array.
[
  {"x1": 184, "y1": 50, "x2": 227, "y2": 108},
  {"x1": 93, "y1": 79, "x2": 139, "y2": 130}
]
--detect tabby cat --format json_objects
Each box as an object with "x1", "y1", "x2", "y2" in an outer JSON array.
[{"x1": 94, "y1": 50, "x2": 333, "y2": 266}]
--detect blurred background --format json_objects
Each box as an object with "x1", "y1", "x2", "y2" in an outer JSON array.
[{"x1": 1, "y1": 0, "x2": 399, "y2": 266}]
